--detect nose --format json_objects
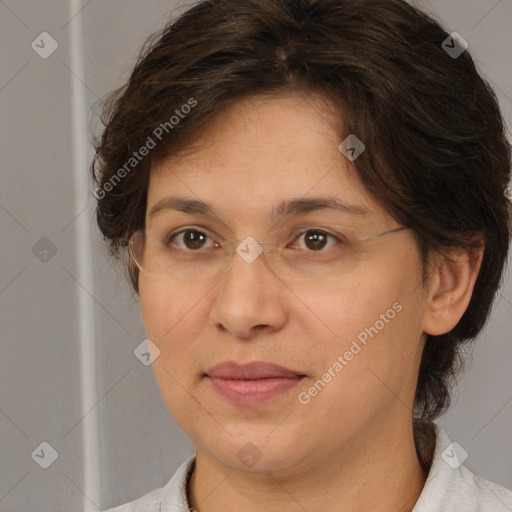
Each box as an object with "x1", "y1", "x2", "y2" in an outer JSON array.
[{"x1": 208, "y1": 240, "x2": 287, "y2": 339}]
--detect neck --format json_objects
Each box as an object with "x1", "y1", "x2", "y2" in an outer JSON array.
[{"x1": 187, "y1": 418, "x2": 429, "y2": 512}]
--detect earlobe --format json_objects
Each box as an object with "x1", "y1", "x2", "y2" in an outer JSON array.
[{"x1": 423, "y1": 242, "x2": 484, "y2": 336}]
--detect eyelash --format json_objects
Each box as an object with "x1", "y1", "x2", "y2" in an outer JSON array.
[{"x1": 166, "y1": 227, "x2": 341, "y2": 253}]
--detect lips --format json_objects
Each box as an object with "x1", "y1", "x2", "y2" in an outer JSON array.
[
  {"x1": 207, "y1": 361, "x2": 304, "y2": 379},
  {"x1": 205, "y1": 361, "x2": 306, "y2": 406}
]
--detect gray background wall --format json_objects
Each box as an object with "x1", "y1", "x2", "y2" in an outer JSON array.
[{"x1": 1, "y1": 1, "x2": 510, "y2": 510}]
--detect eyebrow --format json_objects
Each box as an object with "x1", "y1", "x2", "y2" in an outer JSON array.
[{"x1": 148, "y1": 195, "x2": 370, "y2": 221}]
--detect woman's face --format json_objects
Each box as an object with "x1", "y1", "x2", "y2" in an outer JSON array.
[{"x1": 138, "y1": 93, "x2": 428, "y2": 475}]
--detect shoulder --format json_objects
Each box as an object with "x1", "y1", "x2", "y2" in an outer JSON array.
[
  {"x1": 103, "y1": 486, "x2": 163, "y2": 512},
  {"x1": 456, "y1": 465, "x2": 512, "y2": 511},
  {"x1": 103, "y1": 456, "x2": 196, "y2": 512},
  {"x1": 413, "y1": 422, "x2": 512, "y2": 511}
]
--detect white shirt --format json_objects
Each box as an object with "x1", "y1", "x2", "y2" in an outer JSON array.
[{"x1": 104, "y1": 423, "x2": 512, "y2": 511}]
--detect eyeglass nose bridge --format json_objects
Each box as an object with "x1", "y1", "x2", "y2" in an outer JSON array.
[{"x1": 227, "y1": 236, "x2": 273, "y2": 265}]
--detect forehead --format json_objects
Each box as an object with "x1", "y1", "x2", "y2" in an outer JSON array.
[{"x1": 146, "y1": 94, "x2": 389, "y2": 227}]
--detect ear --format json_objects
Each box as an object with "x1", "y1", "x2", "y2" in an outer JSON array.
[{"x1": 423, "y1": 239, "x2": 485, "y2": 336}]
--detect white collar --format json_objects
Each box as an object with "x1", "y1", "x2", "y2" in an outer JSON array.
[{"x1": 153, "y1": 423, "x2": 512, "y2": 511}]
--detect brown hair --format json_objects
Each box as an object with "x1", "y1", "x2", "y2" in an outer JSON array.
[{"x1": 91, "y1": 0, "x2": 512, "y2": 420}]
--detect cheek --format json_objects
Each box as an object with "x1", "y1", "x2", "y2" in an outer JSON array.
[
  {"x1": 301, "y1": 258, "x2": 424, "y2": 397},
  {"x1": 297, "y1": 299, "x2": 423, "y2": 439},
  {"x1": 138, "y1": 279, "x2": 201, "y2": 379},
  {"x1": 139, "y1": 277, "x2": 198, "y2": 336},
  {"x1": 139, "y1": 279, "x2": 206, "y2": 422},
  {"x1": 300, "y1": 269, "x2": 400, "y2": 342}
]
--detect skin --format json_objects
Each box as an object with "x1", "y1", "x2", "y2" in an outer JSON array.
[{"x1": 137, "y1": 92, "x2": 484, "y2": 512}]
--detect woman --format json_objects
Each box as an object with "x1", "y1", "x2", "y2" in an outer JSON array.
[{"x1": 92, "y1": 0, "x2": 512, "y2": 510}]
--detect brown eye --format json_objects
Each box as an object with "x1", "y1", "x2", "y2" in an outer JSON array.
[
  {"x1": 293, "y1": 230, "x2": 338, "y2": 252},
  {"x1": 304, "y1": 231, "x2": 328, "y2": 251},
  {"x1": 169, "y1": 229, "x2": 214, "y2": 251}
]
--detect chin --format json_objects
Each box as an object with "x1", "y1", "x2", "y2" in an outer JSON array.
[{"x1": 200, "y1": 431, "x2": 311, "y2": 475}]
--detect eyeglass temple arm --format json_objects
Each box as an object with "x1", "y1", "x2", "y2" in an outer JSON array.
[
  {"x1": 224, "y1": 226, "x2": 409, "y2": 247},
  {"x1": 362, "y1": 226, "x2": 410, "y2": 242}
]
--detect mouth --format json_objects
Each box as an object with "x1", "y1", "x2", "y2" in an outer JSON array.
[{"x1": 205, "y1": 361, "x2": 306, "y2": 406}]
